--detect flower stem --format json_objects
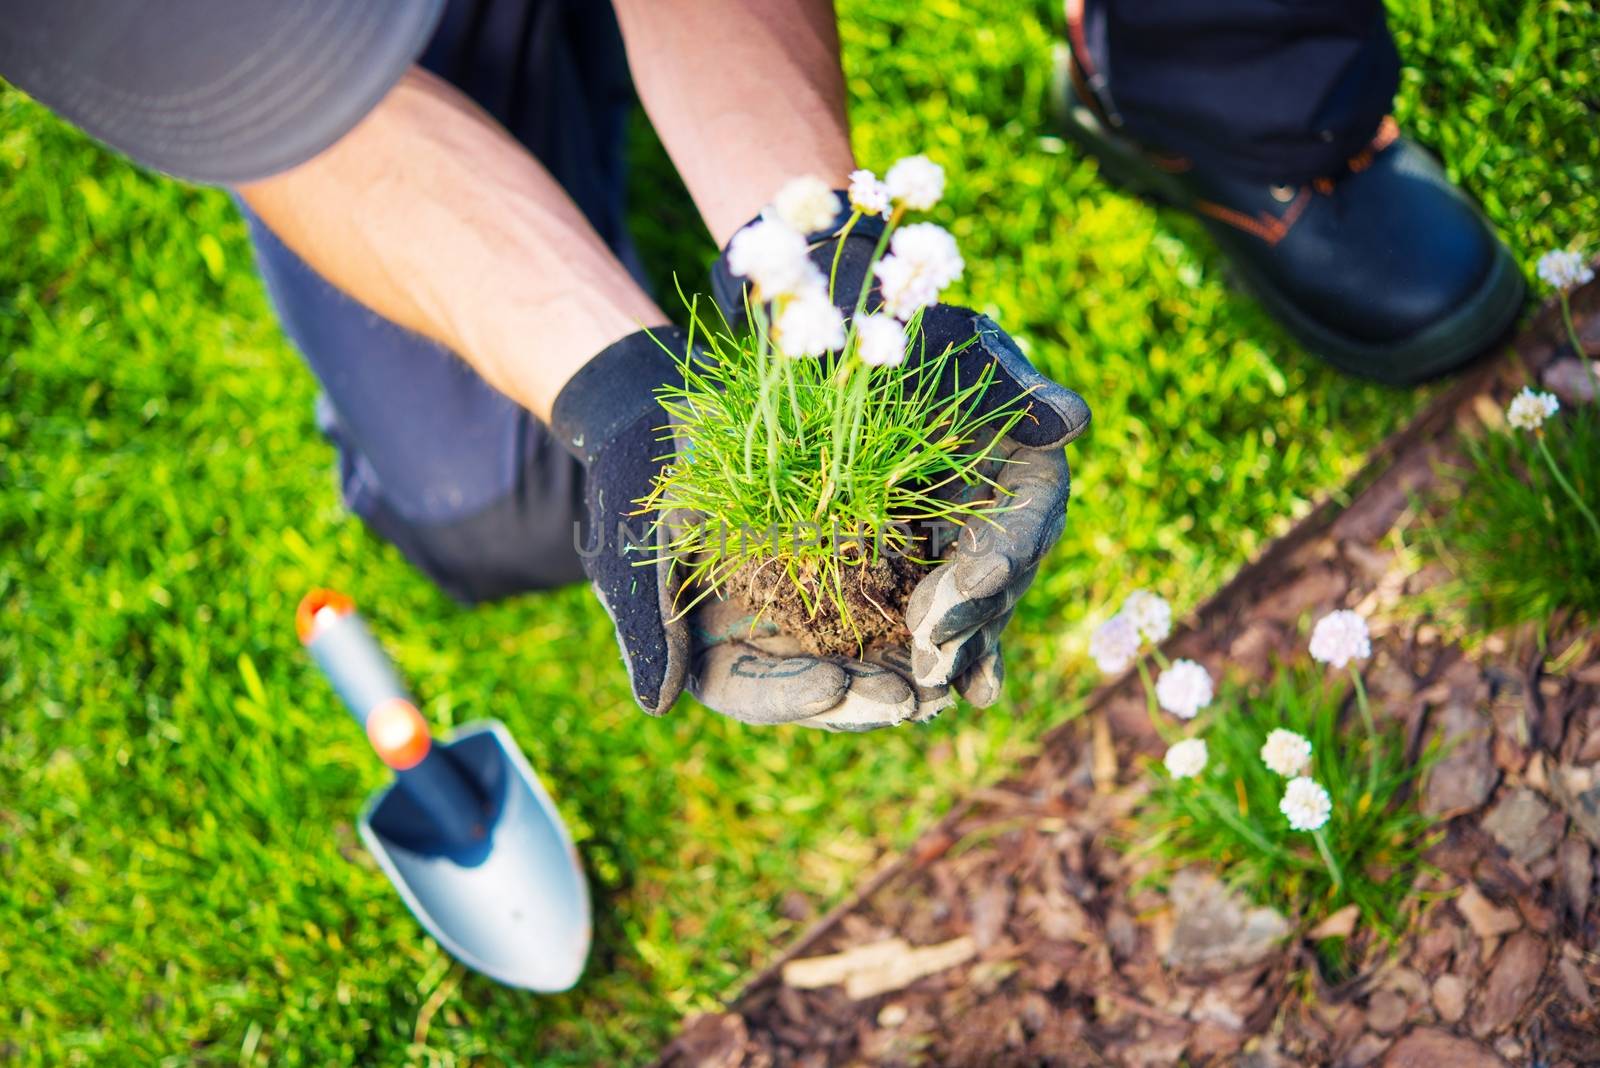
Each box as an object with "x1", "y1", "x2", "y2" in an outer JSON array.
[
  {"x1": 1312, "y1": 828, "x2": 1346, "y2": 897},
  {"x1": 1536, "y1": 430, "x2": 1600, "y2": 545},
  {"x1": 829, "y1": 212, "x2": 859, "y2": 301},
  {"x1": 843, "y1": 365, "x2": 872, "y2": 495},
  {"x1": 1349, "y1": 664, "x2": 1379, "y2": 799},
  {"x1": 1559, "y1": 293, "x2": 1600, "y2": 413}
]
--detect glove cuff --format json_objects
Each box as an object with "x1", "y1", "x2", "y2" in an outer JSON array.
[{"x1": 550, "y1": 326, "x2": 686, "y2": 464}]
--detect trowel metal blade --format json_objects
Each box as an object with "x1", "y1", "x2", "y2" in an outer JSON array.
[{"x1": 358, "y1": 720, "x2": 591, "y2": 991}]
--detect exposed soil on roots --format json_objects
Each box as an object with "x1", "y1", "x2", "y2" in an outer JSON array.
[{"x1": 728, "y1": 553, "x2": 927, "y2": 657}]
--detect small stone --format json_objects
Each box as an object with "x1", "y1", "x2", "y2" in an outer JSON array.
[
  {"x1": 1382, "y1": 1028, "x2": 1505, "y2": 1068},
  {"x1": 1557, "y1": 956, "x2": 1593, "y2": 1009},
  {"x1": 1431, "y1": 975, "x2": 1469, "y2": 1023},
  {"x1": 1472, "y1": 931, "x2": 1548, "y2": 1036},
  {"x1": 1481, "y1": 788, "x2": 1562, "y2": 864},
  {"x1": 1555, "y1": 837, "x2": 1593, "y2": 914},
  {"x1": 1546, "y1": 359, "x2": 1600, "y2": 404},
  {"x1": 1423, "y1": 701, "x2": 1498, "y2": 818},
  {"x1": 1340, "y1": 1032, "x2": 1391, "y2": 1067},
  {"x1": 1455, "y1": 885, "x2": 1522, "y2": 941},
  {"x1": 1366, "y1": 990, "x2": 1409, "y2": 1034},
  {"x1": 1163, "y1": 869, "x2": 1291, "y2": 976},
  {"x1": 1552, "y1": 763, "x2": 1600, "y2": 846}
]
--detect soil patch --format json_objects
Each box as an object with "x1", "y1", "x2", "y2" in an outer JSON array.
[
  {"x1": 657, "y1": 279, "x2": 1600, "y2": 1066},
  {"x1": 728, "y1": 552, "x2": 926, "y2": 657}
]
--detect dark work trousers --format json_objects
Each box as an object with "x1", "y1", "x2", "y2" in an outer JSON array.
[
  {"x1": 1071, "y1": 0, "x2": 1401, "y2": 182},
  {"x1": 241, "y1": 0, "x2": 635, "y2": 601}
]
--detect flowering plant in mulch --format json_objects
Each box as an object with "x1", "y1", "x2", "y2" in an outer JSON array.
[
  {"x1": 641, "y1": 160, "x2": 1027, "y2": 654},
  {"x1": 1093, "y1": 595, "x2": 1440, "y2": 961},
  {"x1": 1430, "y1": 247, "x2": 1600, "y2": 628}
]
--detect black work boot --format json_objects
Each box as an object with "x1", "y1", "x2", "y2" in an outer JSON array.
[{"x1": 1053, "y1": 48, "x2": 1525, "y2": 385}]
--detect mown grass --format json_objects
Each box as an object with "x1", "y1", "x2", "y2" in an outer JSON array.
[{"x1": 2, "y1": 1, "x2": 1596, "y2": 1063}]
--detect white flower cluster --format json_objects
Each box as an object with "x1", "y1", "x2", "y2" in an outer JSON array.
[
  {"x1": 1088, "y1": 589, "x2": 1172, "y2": 674},
  {"x1": 1088, "y1": 614, "x2": 1141, "y2": 674},
  {"x1": 885, "y1": 155, "x2": 945, "y2": 211},
  {"x1": 1260, "y1": 728, "x2": 1312, "y2": 778},
  {"x1": 772, "y1": 175, "x2": 841, "y2": 234},
  {"x1": 728, "y1": 161, "x2": 959, "y2": 362},
  {"x1": 855, "y1": 313, "x2": 908, "y2": 368},
  {"x1": 1123, "y1": 590, "x2": 1172, "y2": 643},
  {"x1": 1163, "y1": 738, "x2": 1208, "y2": 779},
  {"x1": 1155, "y1": 659, "x2": 1213, "y2": 720},
  {"x1": 847, "y1": 169, "x2": 890, "y2": 216},
  {"x1": 874, "y1": 222, "x2": 964, "y2": 321},
  {"x1": 1506, "y1": 387, "x2": 1560, "y2": 432},
  {"x1": 726, "y1": 176, "x2": 845, "y2": 357},
  {"x1": 1308, "y1": 609, "x2": 1370, "y2": 669},
  {"x1": 1279, "y1": 776, "x2": 1332, "y2": 832},
  {"x1": 1536, "y1": 248, "x2": 1594, "y2": 292}
]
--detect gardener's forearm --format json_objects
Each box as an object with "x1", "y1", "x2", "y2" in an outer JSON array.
[
  {"x1": 237, "y1": 67, "x2": 664, "y2": 421},
  {"x1": 613, "y1": 0, "x2": 856, "y2": 245}
]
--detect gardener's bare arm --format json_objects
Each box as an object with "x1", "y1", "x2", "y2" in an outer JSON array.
[
  {"x1": 237, "y1": 67, "x2": 664, "y2": 422},
  {"x1": 612, "y1": 0, "x2": 857, "y2": 245}
]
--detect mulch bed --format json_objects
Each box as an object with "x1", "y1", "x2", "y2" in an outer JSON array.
[{"x1": 656, "y1": 276, "x2": 1600, "y2": 1068}]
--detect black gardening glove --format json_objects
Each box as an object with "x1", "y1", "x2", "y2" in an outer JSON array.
[
  {"x1": 551, "y1": 328, "x2": 959, "y2": 728},
  {"x1": 712, "y1": 207, "x2": 1091, "y2": 706}
]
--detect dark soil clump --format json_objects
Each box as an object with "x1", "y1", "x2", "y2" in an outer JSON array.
[{"x1": 728, "y1": 552, "x2": 928, "y2": 657}]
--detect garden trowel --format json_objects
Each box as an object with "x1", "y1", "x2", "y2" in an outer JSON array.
[{"x1": 295, "y1": 589, "x2": 591, "y2": 991}]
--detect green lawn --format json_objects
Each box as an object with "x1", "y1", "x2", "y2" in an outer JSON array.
[{"x1": 2, "y1": 1, "x2": 1594, "y2": 1063}]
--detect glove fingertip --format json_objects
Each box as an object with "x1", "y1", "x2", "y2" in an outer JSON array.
[
  {"x1": 1011, "y1": 381, "x2": 1091, "y2": 450},
  {"x1": 956, "y1": 647, "x2": 1006, "y2": 708}
]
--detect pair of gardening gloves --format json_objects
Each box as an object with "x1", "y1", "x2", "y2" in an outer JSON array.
[{"x1": 550, "y1": 212, "x2": 1090, "y2": 730}]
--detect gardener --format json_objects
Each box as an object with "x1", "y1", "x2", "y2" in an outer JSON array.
[{"x1": 1, "y1": 0, "x2": 1513, "y2": 727}]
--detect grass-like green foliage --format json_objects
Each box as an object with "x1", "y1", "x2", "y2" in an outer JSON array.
[
  {"x1": 2, "y1": 1, "x2": 1596, "y2": 1061},
  {"x1": 644, "y1": 295, "x2": 1024, "y2": 632},
  {"x1": 1133, "y1": 664, "x2": 1440, "y2": 954},
  {"x1": 1431, "y1": 323, "x2": 1600, "y2": 631}
]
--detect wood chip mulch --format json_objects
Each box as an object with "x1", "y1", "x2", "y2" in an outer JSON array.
[{"x1": 656, "y1": 279, "x2": 1600, "y2": 1068}]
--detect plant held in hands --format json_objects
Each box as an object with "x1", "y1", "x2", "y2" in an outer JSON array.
[{"x1": 641, "y1": 161, "x2": 1032, "y2": 656}]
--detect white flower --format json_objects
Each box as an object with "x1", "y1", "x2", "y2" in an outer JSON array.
[
  {"x1": 727, "y1": 217, "x2": 819, "y2": 300},
  {"x1": 1260, "y1": 728, "x2": 1313, "y2": 778},
  {"x1": 1155, "y1": 659, "x2": 1213, "y2": 720},
  {"x1": 1308, "y1": 610, "x2": 1370, "y2": 669},
  {"x1": 1280, "y1": 776, "x2": 1332, "y2": 832},
  {"x1": 1536, "y1": 249, "x2": 1594, "y2": 292},
  {"x1": 873, "y1": 222, "x2": 964, "y2": 321},
  {"x1": 847, "y1": 169, "x2": 890, "y2": 216},
  {"x1": 1122, "y1": 590, "x2": 1171, "y2": 644},
  {"x1": 1088, "y1": 614, "x2": 1140, "y2": 675},
  {"x1": 772, "y1": 175, "x2": 841, "y2": 235},
  {"x1": 855, "y1": 313, "x2": 907, "y2": 368},
  {"x1": 885, "y1": 154, "x2": 945, "y2": 211},
  {"x1": 1506, "y1": 387, "x2": 1560, "y2": 431},
  {"x1": 1164, "y1": 738, "x2": 1208, "y2": 779},
  {"x1": 774, "y1": 290, "x2": 846, "y2": 357}
]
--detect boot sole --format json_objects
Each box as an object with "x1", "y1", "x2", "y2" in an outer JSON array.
[{"x1": 1050, "y1": 47, "x2": 1527, "y2": 386}]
